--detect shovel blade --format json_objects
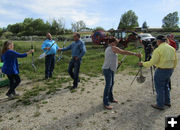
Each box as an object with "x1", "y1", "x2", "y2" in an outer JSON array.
[
  {"x1": 137, "y1": 75, "x2": 146, "y2": 83},
  {"x1": 39, "y1": 53, "x2": 46, "y2": 59}
]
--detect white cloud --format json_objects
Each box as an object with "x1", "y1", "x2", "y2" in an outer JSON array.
[
  {"x1": 0, "y1": 0, "x2": 101, "y2": 27},
  {"x1": 71, "y1": 10, "x2": 101, "y2": 26},
  {"x1": 156, "y1": 0, "x2": 180, "y2": 13}
]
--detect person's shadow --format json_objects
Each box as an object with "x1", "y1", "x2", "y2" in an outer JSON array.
[{"x1": 41, "y1": 103, "x2": 105, "y2": 129}]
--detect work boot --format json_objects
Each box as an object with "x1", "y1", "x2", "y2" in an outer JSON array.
[
  {"x1": 104, "y1": 105, "x2": 113, "y2": 110},
  {"x1": 151, "y1": 104, "x2": 164, "y2": 110},
  {"x1": 164, "y1": 103, "x2": 171, "y2": 107}
]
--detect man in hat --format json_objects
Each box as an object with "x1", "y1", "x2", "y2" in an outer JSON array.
[{"x1": 139, "y1": 35, "x2": 177, "y2": 110}]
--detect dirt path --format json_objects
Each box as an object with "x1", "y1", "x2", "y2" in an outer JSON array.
[{"x1": 0, "y1": 52, "x2": 180, "y2": 130}]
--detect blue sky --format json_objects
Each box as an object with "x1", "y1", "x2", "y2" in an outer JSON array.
[{"x1": 0, "y1": 0, "x2": 180, "y2": 29}]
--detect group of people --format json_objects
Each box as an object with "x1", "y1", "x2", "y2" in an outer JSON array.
[
  {"x1": 0, "y1": 33, "x2": 177, "y2": 111},
  {"x1": 1, "y1": 32, "x2": 86, "y2": 99},
  {"x1": 41, "y1": 32, "x2": 86, "y2": 90}
]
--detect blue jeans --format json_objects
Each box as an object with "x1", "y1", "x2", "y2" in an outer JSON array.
[
  {"x1": 45, "y1": 54, "x2": 55, "y2": 78},
  {"x1": 154, "y1": 68, "x2": 174, "y2": 107},
  {"x1": 103, "y1": 69, "x2": 115, "y2": 106},
  {"x1": 68, "y1": 58, "x2": 80, "y2": 88}
]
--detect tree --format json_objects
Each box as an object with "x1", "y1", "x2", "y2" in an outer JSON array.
[
  {"x1": 71, "y1": 20, "x2": 86, "y2": 32},
  {"x1": 93, "y1": 26, "x2": 105, "y2": 32},
  {"x1": 22, "y1": 18, "x2": 34, "y2": 35},
  {"x1": 2, "y1": 17, "x2": 67, "y2": 36},
  {"x1": 1, "y1": 31, "x2": 13, "y2": 39},
  {"x1": 7, "y1": 23, "x2": 24, "y2": 34},
  {"x1": 7, "y1": 18, "x2": 52, "y2": 36},
  {"x1": 118, "y1": 10, "x2": 139, "y2": 29},
  {"x1": 50, "y1": 18, "x2": 65, "y2": 35},
  {"x1": 142, "y1": 21, "x2": 148, "y2": 29},
  {"x1": 162, "y1": 11, "x2": 179, "y2": 30},
  {"x1": 0, "y1": 28, "x2": 3, "y2": 37}
]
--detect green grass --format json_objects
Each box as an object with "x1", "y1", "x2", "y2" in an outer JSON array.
[
  {"x1": 0, "y1": 40, "x2": 142, "y2": 78},
  {"x1": 0, "y1": 39, "x2": 144, "y2": 105}
]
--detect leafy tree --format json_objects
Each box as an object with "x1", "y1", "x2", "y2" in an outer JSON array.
[
  {"x1": 30, "y1": 18, "x2": 49, "y2": 35},
  {"x1": 0, "y1": 28, "x2": 3, "y2": 36},
  {"x1": 162, "y1": 11, "x2": 179, "y2": 30},
  {"x1": 50, "y1": 18, "x2": 65, "y2": 35},
  {"x1": 71, "y1": 20, "x2": 86, "y2": 32},
  {"x1": 118, "y1": 10, "x2": 139, "y2": 29},
  {"x1": 142, "y1": 21, "x2": 148, "y2": 29},
  {"x1": 7, "y1": 23, "x2": 24, "y2": 34},
  {"x1": 93, "y1": 26, "x2": 105, "y2": 32},
  {"x1": 7, "y1": 18, "x2": 52, "y2": 36},
  {"x1": 1, "y1": 31, "x2": 13, "y2": 39},
  {"x1": 22, "y1": 18, "x2": 34, "y2": 35}
]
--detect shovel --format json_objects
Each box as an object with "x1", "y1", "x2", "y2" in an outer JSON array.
[
  {"x1": 130, "y1": 56, "x2": 146, "y2": 86},
  {"x1": 117, "y1": 55, "x2": 127, "y2": 70},
  {"x1": 57, "y1": 40, "x2": 67, "y2": 62},
  {"x1": 39, "y1": 41, "x2": 56, "y2": 59},
  {"x1": 136, "y1": 57, "x2": 146, "y2": 83},
  {"x1": 31, "y1": 44, "x2": 37, "y2": 72}
]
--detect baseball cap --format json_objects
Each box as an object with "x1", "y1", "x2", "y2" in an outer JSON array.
[{"x1": 156, "y1": 35, "x2": 166, "y2": 41}]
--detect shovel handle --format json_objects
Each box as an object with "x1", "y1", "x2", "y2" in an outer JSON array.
[{"x1": 31, "y1": 45, "x2": 34, "y2": 56}]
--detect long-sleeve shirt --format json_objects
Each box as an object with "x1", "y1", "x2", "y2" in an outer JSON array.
[
  {"x1": 143, "y1": 43, "x2": 177, "y2": 68},
  {"x1": 41, "y1": 39, "x2": 59, "y2": 55},
  {"x1": 61, "y1": 40, "x2": 86, "y2": 59},
  {"x1": 168, "y1": 39, "x2": 177, "y2": 50},
  {"x1": 1, "y1": 50, "x2": 27, "y2": 74}
]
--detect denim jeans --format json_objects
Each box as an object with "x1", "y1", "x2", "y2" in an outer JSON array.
[
  {"x1": 68, "y1": 58, "x2": 80, "y2": 88},
  {"x1": 6, "y1": 74, "x2": 21, "y2": 95},
  {"x1": 45, "y1": 54, "x2": 55, "y2": 78},
  {"x1": 154, "y1": 68, "x2": 174, "y2": 107},
  {"x1": 103, "y1": 69, "x2": 115, "y2": 106}
]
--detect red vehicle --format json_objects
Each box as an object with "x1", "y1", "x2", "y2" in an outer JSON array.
[{"x1": 92, "y1": 29, "x2": 139, "y2": 48}]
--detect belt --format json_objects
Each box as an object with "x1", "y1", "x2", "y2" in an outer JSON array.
[
  {"x1": 47, "y1": 54, "x2": 55, "y2": 56},
  {"x1": 157, "y1": 68, "x2": 173, "y2": 70}
]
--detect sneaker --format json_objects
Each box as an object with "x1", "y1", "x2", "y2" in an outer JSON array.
[
  {"x1": 6, "y1": 94, "x2": 14, "y2": 100},
  {"x1": 12, "y1": 93, "x2": 20, "y2": 97},
  {"x1": 70, "y1": 86, "x2": 77, "y2": 90}
]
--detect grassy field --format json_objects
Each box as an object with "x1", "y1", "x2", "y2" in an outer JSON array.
[{"x1": 0, "y1": 40, "x2": 144, "y2": 105}]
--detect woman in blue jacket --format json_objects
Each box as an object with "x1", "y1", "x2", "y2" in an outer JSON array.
[{"x1": 1, "y1": 41, "x2": 34, "y2": 99}]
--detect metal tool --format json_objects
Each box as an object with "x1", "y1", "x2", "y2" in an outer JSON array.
[
  {"x1": 150, "y1": 66, "x2": 155, "y2": 94},
  {"x1": 31, "y1": 43, "x2": 37, "y2": 71},
  {"x1": 39, "y1": 41, "x2": 56, "y2": 59},
  {"x1": 57, "y1": 40, "x2": 67, "y2": 62},
  {"x1": 136, "y1": 57, "x2": 146, "y2": 83},
  {"x1": 130, "y1": 50, "x2": 145, "y2": 86},
  {"x1": 117, "y1": 55, "x2": 127, "y2": 70}
]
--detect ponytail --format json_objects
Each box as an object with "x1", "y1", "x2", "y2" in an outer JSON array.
[{"x1": 2, "y1": 41, "x2": 12, "y2": 55}]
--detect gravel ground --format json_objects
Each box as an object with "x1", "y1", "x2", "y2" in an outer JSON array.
[{"x1": 0, "y1": 52, "x2": 180, "y2": 130}]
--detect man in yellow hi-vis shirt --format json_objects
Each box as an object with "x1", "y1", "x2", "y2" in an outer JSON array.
[{"x1": 139, "y1": 35, "x2": 177, "y2": 110}]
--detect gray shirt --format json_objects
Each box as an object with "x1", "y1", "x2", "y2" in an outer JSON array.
[{"x1": 102, "y1": 46, "x2": 118, "y2": 72}]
